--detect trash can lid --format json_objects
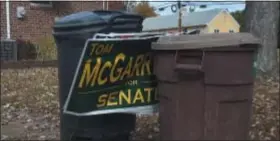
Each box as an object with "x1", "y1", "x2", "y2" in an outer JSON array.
[
  {"x1": 152, "y1": 33, "x2": 261, "y2": 50},
  {"x1": 53, "y1": 11, "x2": 111, "y2": 29}
]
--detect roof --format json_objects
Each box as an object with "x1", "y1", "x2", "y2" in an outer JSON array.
[{"x1": 142, "y1": 9, "x2": 226, "y2": 31}]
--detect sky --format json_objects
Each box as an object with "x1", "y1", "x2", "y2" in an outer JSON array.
[{"x1": 148, "y1": 1, "x2": 245, "y2": 16}]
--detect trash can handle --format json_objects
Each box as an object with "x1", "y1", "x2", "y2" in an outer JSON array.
[
  {"x1": 93, "y1": 10, "x2": 123, "y2": 15},
  {"x1": 108, "y1": 14, "x2": 144, "y2": 27},
  {"x1": 174, "y1": 50, "x2": 205, "y2": 72}
]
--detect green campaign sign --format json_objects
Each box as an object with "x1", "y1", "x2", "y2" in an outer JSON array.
[{"x1": 63, "y1": 35, "x2": 159, "y2": 116}]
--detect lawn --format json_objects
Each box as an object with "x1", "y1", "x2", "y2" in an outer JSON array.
[{"x1": 1, "y1": 67, "x2": 279, "y2": 140}]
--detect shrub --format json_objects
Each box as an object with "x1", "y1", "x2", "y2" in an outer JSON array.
[
  {"x1": 36, "y1": 36, "x2": 57, "y2": 61},
  {"x1": 16, "y1": 39, "x2": 37, "y2": 60}
]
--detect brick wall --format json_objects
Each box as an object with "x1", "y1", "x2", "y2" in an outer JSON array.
[
  {"x1": 0, "y1": 1, "x2": 7, "y2": 39},
  {"x1": 1, "y1": 1, "x2": 124, "y2": 43},
  {"x1": 108, "y1": 1, "x2": 125, "y2": 11}
]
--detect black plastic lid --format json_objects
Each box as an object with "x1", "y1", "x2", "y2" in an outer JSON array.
[
  {"x1": 53, "y1": 10, "x2": 144, "y2": 33},
  {"x1": 53, "y1": 11, "x2": 104, "y2": 29},
  {"x1": 53, "y1": 10, "x2": 123, "y2": 29}
]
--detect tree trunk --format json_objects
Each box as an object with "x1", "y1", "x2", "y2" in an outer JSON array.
[{"x1": 244, "y1": 2, "x2": 279, "y2": 72}]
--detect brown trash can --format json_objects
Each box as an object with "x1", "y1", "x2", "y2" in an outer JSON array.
[{"x1": 152, "y1": 33, "x2": 261, "y2": 140}]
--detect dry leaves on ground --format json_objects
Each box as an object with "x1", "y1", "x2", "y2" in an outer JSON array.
[
  {"x1": 1, "y1": 67, "x2": 279, "y2": 140},
  {"x1": 1, "y1": 68, "x2": 59, "y2": 140}
]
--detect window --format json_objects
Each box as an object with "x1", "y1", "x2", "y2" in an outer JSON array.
[
  {"x1": 159, "y1": 7, "x2": 165, "y2": 11},
  {"x1": 30, "y1": 1, "x2": 53, "y2": 8},
  {"x1": 183, "y1": 28, "x2": 188, "y2": 34},
  {"x1": 214, "y1": 29, "x2": 219, "y2": 33},
  {"x1": 229, "y1": 30, "x2": 234, "y2": 33}
]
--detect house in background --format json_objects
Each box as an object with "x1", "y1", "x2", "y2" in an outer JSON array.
[
  {"x1": 142, "y1": 9, "x2": 240, "y2": 34},
  {"x1": 0, "y1": 1, "x2": 125, "y2": 43}
]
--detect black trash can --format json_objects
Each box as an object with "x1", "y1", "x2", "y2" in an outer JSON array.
[{"x1": 52, "y1": 10, "x2": 143, "y2": 141}]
